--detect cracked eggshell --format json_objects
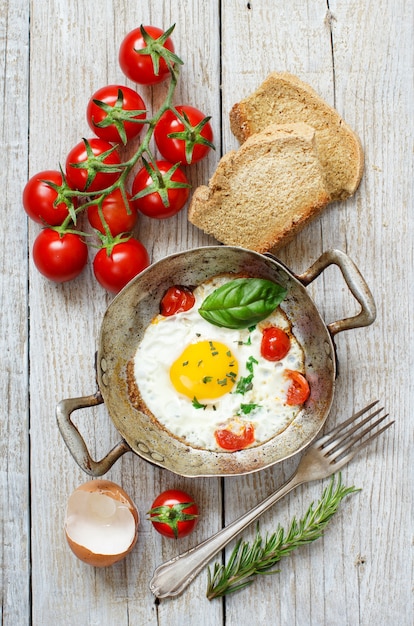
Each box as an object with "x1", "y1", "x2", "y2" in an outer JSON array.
[{"x1": 64, "y1": 479, "x2": 139, "y2": 567}]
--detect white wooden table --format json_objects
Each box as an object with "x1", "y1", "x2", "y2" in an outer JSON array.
[{"x1": 1, "y1": 1, "x2": 412, "y2": 624}]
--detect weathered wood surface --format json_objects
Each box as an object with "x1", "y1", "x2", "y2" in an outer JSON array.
[{"x1": 1, "y1": 1, "x2": 412, "y2": 624}]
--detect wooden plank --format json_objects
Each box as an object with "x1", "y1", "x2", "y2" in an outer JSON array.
[
  {"x1": 219, "y1": 1, "x2": 413, "y2": 625},
  {"x1": 26, "y1": 1, "x2": 222, "y2": 624},
  {"x1": 0, "y1": 1, "x2": 31, "y2": 624},
  {"x1": 328, "y1": 1, "x2": 413, "y2": 624},
  {"x1": 220, "y1": 3, "x2": 339, "y2": 624}
]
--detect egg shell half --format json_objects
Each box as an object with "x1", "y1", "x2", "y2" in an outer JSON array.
[{"x1": 65, "y1": 479, "x2": 139, "y2": 567}]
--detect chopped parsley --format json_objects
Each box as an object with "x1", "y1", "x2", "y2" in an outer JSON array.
[
  {"x1": 236, "y1": 325, "x2": 256, "y2": 346},
  {"x1": 238, "y1": 403, "x2": 261, "y2": 415},
  {"x1": 246, "y1": 356, "x2": 258, "y2": 373},
  {"x1": 235, "y1": 356, "x2": 258, "y2": 395},
  {"x1": 192, "y1": 397, "x2": 216, "y2": 411},
  {"x1": 192, "y1": 397, "x2": 207, "y2": 410}
]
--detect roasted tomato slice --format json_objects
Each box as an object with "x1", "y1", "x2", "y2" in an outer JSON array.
[
  {"x1": 160, "y1": 285, "x2": 195, "y2": 316},
  {"x1": 260, "y1": 326, "x2": 291, "y2": 361},
  {"x1": 286, "y1": 370, "x2": 310, "y2": 406},
  {"x1": 214, "y1": 420, "x2": 255, "y2": 451}
]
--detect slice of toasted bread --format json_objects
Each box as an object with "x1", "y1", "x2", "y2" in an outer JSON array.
[
  {"x1": 188, "y1": 122, "x2": 330, "y2": 253},
  {"x1": 230, "y1": 72, "x2": 364, "y2": 202}
]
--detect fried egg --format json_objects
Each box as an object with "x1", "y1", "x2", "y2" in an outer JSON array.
[{"x1": 133, "y1": 274, "x2": 307, "y2": 452}]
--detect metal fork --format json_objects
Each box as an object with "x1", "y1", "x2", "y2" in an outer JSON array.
[{"x1": 149, "y1": 401, "x2": 393, "y2": 599}]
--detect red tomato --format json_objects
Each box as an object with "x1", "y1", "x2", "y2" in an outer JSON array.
[
  {"x1": 87, "y1": 189, "x2": 138, "y2": 236},
  {"x1": 260, "y1": 326, "x2": 291, "y2": 361},
  {"x1": 86, "y1": 84, "x2": 146, "y2": 145},
  {"x1": 65, "y1": 138, "x2": 122, "y2": 192},
  {"x1": 32, "y1": 229, "x2": 88, "y2": 283},
  {"x1": 93, "y1": 237, "x2": 150, "y2": 294},
  {"x1": 154, "y1": 105, "x2": 214, "y2": 164},
  {"x1": 23, "y1": 170, "x2": 77, "y2": 225},
  {"x1": 160, "y1": 285, "x2": 195, "y2": 316},
  {"x1": 286, "y1": 370, "x2": 310, "y2": 406},
  {"x1": 214, "y1": 421, "x2": 255, "y2": 451},
  {"x1": 131, "y1": 160, "x2": 190, "y2": 218},
  {"x1": 119, "y1": 25, "x2": 175, "y2": 85},
  {"x1": 148, "y1": 489, "x2": 199, "y2": 539}
]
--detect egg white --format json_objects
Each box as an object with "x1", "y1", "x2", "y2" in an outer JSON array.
[{"x1": 133, "y1": 274, "x2": 305, "y2": 451}]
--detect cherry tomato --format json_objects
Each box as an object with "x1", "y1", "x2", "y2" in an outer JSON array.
[
  {"x1": 260, "y1": 326, "x2": 291, "y2": 361},
  {"x1": 286, "y1": 370, "x2": 310, "y2": 406},
  {"x1": 86, "y1": 85, "x2": 146, "y2": 145},
  {"x1": 154, "y1": 105, "x2": 214, "y2": 165},
  {"x1": 148, "y1": 489, "x2": 199, "y2": 539},
  {"x1": 93, "y1": 237, "x2": 150, "y2": 294},
  {"x1": 214, "y1": 421, "x2": 255, "y2": 451},
  {"x1": 23, "y1": 170, "x2": 77, "y2": 225},
  {"x1": 87, "y1": 189, "x2": 138, "y2": 236},
  {"x1": 160, "y1": 285, "x2": 195, "y2": 316},
  {"x1": 32, "y1": 229, "x2": 88, "y2": 283},
  {"x1": 119, "y1": 25, "x2": 175, "y2": 85},
  {"x1": 131, "y1": 160, "x2": 190, "y2": 218},
  {"x1": 65, "y1": 138, "x2": 122, "y2": 192}
]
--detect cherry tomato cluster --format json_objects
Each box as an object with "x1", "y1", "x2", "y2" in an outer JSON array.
[{"x1": 23, "y1": 24, "x2": 214, "y2": 294}]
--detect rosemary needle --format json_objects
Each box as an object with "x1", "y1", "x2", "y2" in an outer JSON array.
[{"x1": 206, "y1": 474, "x2": 359, "y2": 600}]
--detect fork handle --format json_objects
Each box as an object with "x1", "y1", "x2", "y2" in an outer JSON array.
[{"x1": 149, "y1": 471, "x2": 304, "y2": 598}]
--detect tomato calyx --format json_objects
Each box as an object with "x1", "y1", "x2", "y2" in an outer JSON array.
[
  {"x1": 91, "y1": 88, "x2": 147, "y2": 145},
  {"x1": 67, "y1": 138, "x2": 123, "y2": 190},
  {"x1": 136, "y1": 24, "x2": 183, "y2": 79},
  {"x1": 36, "y1": 167, "x2": 79, "y2": 224},
  {"x1": 95, "y1": 229, "x2": 133, "y2": 256},
  {"x1": 167, "y1": 109, "x2": 215, "y2": 164},
  {"x1": 41, "y1": 207, "x2": 90, "y2": 240},
  {"x1": 147, "y1": 501, "x2": 198, "y2": 539},
  {"x1": 131, "y1": 158, "x2": 190, "y2": 208}
]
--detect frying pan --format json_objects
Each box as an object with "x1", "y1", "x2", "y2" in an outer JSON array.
[{"x1": 56, "y1": 246, "x2": 376, "y2": 477}]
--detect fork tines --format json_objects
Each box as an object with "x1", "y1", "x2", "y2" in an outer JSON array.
[{"x1": 316, "y1": 401, "x2": 394, "y2": 464}]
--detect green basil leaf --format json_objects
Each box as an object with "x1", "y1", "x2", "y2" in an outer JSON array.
[{"x1": 198, "y1": 278, "x2": 287, "y2": 329}]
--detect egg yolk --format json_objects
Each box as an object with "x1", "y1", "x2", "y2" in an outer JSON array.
[{"x1": 170, "y1": 340, "x2": 238, "y2": 401}]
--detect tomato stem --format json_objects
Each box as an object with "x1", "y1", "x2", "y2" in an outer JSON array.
[
  {"x1": 37, "y1": 25, "x2": 213, "y2": 250},
  {"x1": 53, "y1": 53, "x2": 182, "y2": 239}
]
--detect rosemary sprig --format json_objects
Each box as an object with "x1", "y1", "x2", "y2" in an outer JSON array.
[{"x1": 206, "y1": 474, "x2": 359, "y2": 600}]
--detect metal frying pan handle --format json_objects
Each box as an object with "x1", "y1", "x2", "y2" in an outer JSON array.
[
  {"x1": 297, "y1": 249, "x2": 376, "y2": 336},
  {"x1": 56, "y1": 392, "x2": 131, "y2": 476}
]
